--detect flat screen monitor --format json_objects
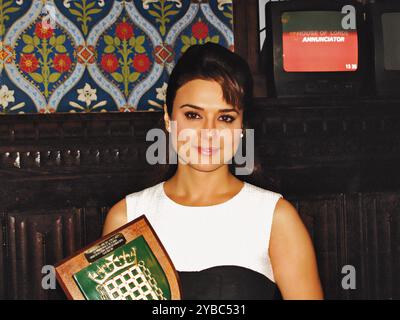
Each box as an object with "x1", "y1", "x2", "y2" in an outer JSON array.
[
  {"x1": 369, "y1": 1, "x2": 400, "y2": 96},
  {"x1": 282, "y1": 11, "x2": 358, "y2": 73},
  {"x1": 264, "y1": 0, "x2": 368, "y2": 97},
  {"x1": 382, "y1": 13, "x2": 400, "y2": 71}
]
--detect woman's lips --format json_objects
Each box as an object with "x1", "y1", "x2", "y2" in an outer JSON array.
[{"x1": 196, "y1": 146, "x2": 220, "y2": 156}]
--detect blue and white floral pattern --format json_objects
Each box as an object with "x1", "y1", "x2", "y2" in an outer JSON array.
[{"x1": 0, "y1": 0, "x2": 234, "y2": 113}]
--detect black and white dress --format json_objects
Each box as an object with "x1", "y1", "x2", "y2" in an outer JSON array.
[{"x1": 125, "y1": 181, "x2": 283, "y2": 300}]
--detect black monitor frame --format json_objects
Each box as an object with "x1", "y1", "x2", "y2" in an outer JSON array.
[
  {"x1": 368, "y1": 0, "x2": 400, "y2": 97},
  {"x1": 264, "y1": 0, "x2": 369, "y2": 98}
]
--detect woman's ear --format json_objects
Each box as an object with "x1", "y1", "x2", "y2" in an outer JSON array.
[{"x1": 163, "y1": 104, "x2": 170, "y2": 132}]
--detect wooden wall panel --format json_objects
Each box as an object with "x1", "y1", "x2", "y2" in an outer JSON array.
[
  {"x1": 346, "y1": 192, "x2": 400, "y2": 299},
  {"x1": 0, "y1": 213, "x2": 6, "y2": 299},
  {"x1": 290, "y1": 194, "x2": 347, "y2": 299},
  {"x1": 2, "y1": 208, "x2": 104, "y2": 299},
  {"x1": 286, "y1": 192, "x2": 400, "y2": 300},
  {"x1": 233, "y1": 0, "x2": 269, "y2": 97}
]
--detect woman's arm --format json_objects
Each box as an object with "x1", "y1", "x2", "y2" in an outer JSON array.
[
  {"x1": 102, "y1": 198, "x2": 127, "y2": 236},
  {"x1": 269, "y1": 198, "x2": 324, "y2": 299}
]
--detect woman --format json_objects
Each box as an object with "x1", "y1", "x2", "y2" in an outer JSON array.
[{"x1": 103, "y1": 43, "x2": 323, "y2": 300}]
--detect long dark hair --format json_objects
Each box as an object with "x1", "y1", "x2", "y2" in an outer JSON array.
[{"x1": 146, "y1": 43, "x2": 269, "y2": 188}]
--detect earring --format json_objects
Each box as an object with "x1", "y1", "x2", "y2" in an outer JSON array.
[{"x1": 240, "y1": 130, "x2": 244, "y2": 138}]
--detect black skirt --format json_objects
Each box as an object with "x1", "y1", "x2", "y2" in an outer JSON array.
[{"x1": 177, "y1": 265, "x2": 282, "y2": 300}]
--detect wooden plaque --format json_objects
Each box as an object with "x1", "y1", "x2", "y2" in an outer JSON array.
[{"x1": 55, "y1": 215, "x2": 181, "y2": 300}]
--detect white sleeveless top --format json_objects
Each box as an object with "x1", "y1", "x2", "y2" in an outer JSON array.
[{"x1": 125, "y1": 181, "x2": 283, "y2": 283}]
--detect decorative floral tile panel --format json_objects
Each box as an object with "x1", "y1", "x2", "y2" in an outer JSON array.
[{"x1": 0, "y1": 0, "x2": 234, "y2": 113}]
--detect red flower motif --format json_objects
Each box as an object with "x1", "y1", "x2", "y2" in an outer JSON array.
[
  {"x1": 101, "y1": 54, "x2": 119, "y2": 73},
  {"x1": 19, "y1": 54, "x2": 39, "y2": 73},
  {"x1": 53, "y1": 54, "x2": 72, "y2": 73},
  {"x1": 35, "y1": 21, "x2": 54, "y2": 39},
  {"x1": 116, "y1": 22, "x2": 134, "y2": 40},
  {"x1": 133, "y1": 54, "x2": 151, "y2": 73},
  {"x1": 192, "y1": 21, "x2": 209, "y2": 40}
]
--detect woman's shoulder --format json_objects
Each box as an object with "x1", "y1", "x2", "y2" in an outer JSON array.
[
  {"x1": 102, "y1": 197, "x2": 127, "y2": 235},
  {"x1": 243, "y1": 183, "x2": 296, "y2": 221},
  {"x1": 243, "y1": 181, "x2": 284, "y2": 203},
  {"x1": 125, "y1": 181, "x2": 164, "y2": 203},
  {"x1": 102, "y1": 182, "x2": 164, "y2": 235}
]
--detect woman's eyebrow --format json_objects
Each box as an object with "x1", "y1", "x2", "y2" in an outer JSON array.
[{"x1": 179, "y1": 104, "x2": 239, "y2": 114}]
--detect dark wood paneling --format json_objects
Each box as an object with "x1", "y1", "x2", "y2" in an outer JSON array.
[
  {"x1": 233, "y1": 0, "x2": 248, "y2": 59},
  {"x1": 253, "y1": 98, "x2": 400, "y2": 195},
  {"x1": 0, "y1": 213, "x2": 6, "y2": 299},
  {"x1": 289, "y1": 191, "x2": 400, "y2": 300},
  {"x1": 2, "y1": 207, "x2": 108, "y2": 299},
  {"x1": 346, "y1": 192, "x2": 400, "y2": 299},
  {"x1": 289, "y1": 194, "x2": 347, "y2": 299},
  {"x1": 233, "y1": 0, "x2": 268, "y2": 97},
  {"x1": 0, "y1": 113, "x2": 161, "y2": 212}
]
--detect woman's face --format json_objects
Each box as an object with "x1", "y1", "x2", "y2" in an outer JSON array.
[{"x1": 166, "y1": 79, "x2": 244, "y2": 172}]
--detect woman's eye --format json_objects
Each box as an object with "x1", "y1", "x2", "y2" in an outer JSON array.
[
  {"x1": 184, "y1": 112, "x2": 235, "y2": 123},
  {"x1": 219, "y1": 115, "x2": 236, "y2": 123},
  {"x1": 184, "y1": 111, "x2": 201, "y2": 120}
]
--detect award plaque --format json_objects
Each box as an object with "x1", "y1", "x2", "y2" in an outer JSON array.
[{"x1": 55, "y1": 215, "x2": 181, "y2": 300}]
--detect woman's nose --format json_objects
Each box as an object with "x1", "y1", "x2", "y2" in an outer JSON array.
[
  {"x1": 204, "y1": 128, "x2": 219, "y2": 139},
  {"x1": 203, "y1": 119, "x2": 217, "y2": 133}
]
